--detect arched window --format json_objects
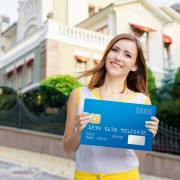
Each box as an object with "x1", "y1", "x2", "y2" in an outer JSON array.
[{"x1": 24, "y1": 25, "x2": 37, "y2": 37}]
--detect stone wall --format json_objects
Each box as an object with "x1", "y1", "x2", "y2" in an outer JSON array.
[
  {"x1": 0, "y1": 126, "x2": 179, "y2": 179},
  {"x1": 0, "y1": 126, "x2": 75, "y2": 159},
  {"x1": 139, "y1": 151, "x2": 180, "y2": 180}
]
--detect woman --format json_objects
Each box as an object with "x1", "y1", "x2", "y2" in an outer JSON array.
[{"x1": 63, "y1": 33, "x2": 159, "y2": 179}]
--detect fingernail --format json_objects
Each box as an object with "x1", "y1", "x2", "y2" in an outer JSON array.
[
  {"x1": 145, "y1": 125, "x2": 149, "y2": 128},
  {"x1": 85, "y1": 112, "x2": 89, "y2": 115},
  {"x1": 151, "y1": 117, "x2": 155, "y2": 120},
  {"x1": 145, "y1": 121, "x2": 149, "y2": 124},
  {"x1": 84, "y1": 123, "x2": 87, "y2": 128}
]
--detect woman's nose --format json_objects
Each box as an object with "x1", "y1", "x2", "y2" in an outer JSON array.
[{"x1": 115, "y1": 52, "x2": 123, "y2": 61}]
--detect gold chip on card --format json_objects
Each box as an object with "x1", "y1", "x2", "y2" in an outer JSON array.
[{"x1": 90, "y1": 114, "x2": 101, "y2": 124}]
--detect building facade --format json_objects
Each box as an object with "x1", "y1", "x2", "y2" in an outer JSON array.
[{"x1": 0, "y1": 0, "x2": 179, "y2": 93}]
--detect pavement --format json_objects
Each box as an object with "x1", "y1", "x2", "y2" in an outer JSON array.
[{"x1": 0, "y1": 146, "x2": 172, "y2": 180}]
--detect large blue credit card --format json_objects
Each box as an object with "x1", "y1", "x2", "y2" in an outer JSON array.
[{"x1": 80, "y1": 99, "x2": 156, "y2": 151}]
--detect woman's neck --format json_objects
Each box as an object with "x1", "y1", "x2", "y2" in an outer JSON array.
[{"x1": 103, "y1": 75, "x2": 127, "y2": 93}]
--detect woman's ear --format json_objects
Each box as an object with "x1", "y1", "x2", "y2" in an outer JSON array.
[{"x1": 131, "y1": 64, "x2": 137, "y2": 72}]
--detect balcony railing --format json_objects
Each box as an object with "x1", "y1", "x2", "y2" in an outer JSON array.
[{"x1": 59, "y1": 24, "x2": 112, "y2": 46}]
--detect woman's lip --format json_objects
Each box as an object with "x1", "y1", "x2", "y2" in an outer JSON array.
[{"x1": 110, "y1": 62, "x2": 123, "y2": 68}]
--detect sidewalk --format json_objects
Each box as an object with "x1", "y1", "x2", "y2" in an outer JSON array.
[
  {"x1": 0, "y1": 146, "x2": 172, "y2": 180},
  {"x1": 0, "y1": 146, "x2": 75, "y2": 179}
]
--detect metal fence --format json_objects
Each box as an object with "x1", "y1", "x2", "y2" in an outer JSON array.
[
  {"x1": 0, "y1": 86, "x2": 67, "y2": 135},
  {"x1": 153, "y1": 122, "x2": 180, "y2": 155},
  {"x1": 0, "y1": 86, "x2": 180, "y2": 155}
]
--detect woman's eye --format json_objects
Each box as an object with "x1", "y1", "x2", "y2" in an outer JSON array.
[
  {"x1": 125, "y1": 54, "x2": 131, "y2": 58},
  {"x1": 111, "y1": 48, "x2": 118, "y2": 52}
]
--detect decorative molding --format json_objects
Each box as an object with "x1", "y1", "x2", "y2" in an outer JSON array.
[
  {"x1": 5, "y1": 65, "x2": 14, "y2": 73},
  {"x1": 25, "y1": 53, "x2": 35, "y2": 62},
  {"x1": 15, "y1": 59, "x2": 24, "y2": 68}
]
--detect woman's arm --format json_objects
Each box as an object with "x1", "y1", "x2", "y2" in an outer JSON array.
[{"x1": 63, "y1": 88, "x2": 91, "y2": 154}]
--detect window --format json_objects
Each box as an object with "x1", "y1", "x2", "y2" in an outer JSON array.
[
  {"x1": 163, "y1": 34, "x2": 172, "y2": 60},
  {"x1": 7, "y1": 71, "x2": 14, "y2": 88},
  {"x1": 17, "y1": 66, "x2": 23, "y2": 90},
  {"x1": 76, "y1": 61, "x2": 87, "y2": 73},
  {"x1": 130, "y1": 23, "x2": 156, "y2": 61},
  {"x1": 75, "y1": 56, "x2": 88, "y2": 73},
  {"x1": 26, "y1": 60, "x2": 33, "y2": 85},
  {"x1": 97, "y1": 25, "x2": 108, "y2": 34},
  {"x1": 88, "y1": 4, "x2": 96, "y2": 16}
]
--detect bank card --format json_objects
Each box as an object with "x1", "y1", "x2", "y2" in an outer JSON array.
[{"x1": 80, "y1": 99, "x2": 156, "y2": 151}]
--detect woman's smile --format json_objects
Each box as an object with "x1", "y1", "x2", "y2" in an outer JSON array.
[{"x1": 110, "y1": 61, "x2": 123, "y2": 68}]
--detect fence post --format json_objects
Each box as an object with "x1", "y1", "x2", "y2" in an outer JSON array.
[{"x1": 18, "y1": 92, "x2": 22, "y2": 128}]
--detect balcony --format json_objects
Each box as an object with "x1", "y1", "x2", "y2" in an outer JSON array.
[{"x1": 0, "y1": 20, "x2": 113, "y2": 68}]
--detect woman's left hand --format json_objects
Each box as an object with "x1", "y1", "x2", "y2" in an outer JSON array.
[{"x1": 145, "y1": 117, "x2": 159, "y2": 137}]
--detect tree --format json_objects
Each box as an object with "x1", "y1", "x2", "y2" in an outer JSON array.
[
  {"x1": 157, "y1": 67, "x2": 175, "y2": 102},
  {"x1": 0, "y1": 87, "x2": 17, "y2": 111},
  {"x1": 41, "y1": 74, "x2": 82, "y2": 96},
  {"x1": 22, "y1": 85, "x2": 67, "y2": 116},
  {"x1": 147, "y1": 67, "x2": 157, "y2": 104},
  {"x1": 171, "y1": 68, "x2": 180, "y2": 99},
  {"x1": 156, "y1": 67, "x2": 180, "y2": 128},
  {"x1": 22, "y1": 74, "x2": 82, "y2": 117},
  {"x1": 174, "y1": 67, "x2": 180, "y2": 83}
]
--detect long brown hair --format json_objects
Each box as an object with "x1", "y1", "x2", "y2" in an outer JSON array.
[{"x1": 77, "y1": 33, "x2": 149, "y2": 96}]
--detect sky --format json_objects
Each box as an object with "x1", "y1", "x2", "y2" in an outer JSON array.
[{"x1": 0, "y1": 0, "x2": 180, "y2": 25}]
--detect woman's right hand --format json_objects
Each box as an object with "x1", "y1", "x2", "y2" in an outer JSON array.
[{"x1": 74, "y1": 112, "x2": 92, "y2": 136}]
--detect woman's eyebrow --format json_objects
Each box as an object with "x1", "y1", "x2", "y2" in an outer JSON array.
[
  {"x1": 112, "y1": 45, "x2": 135, "y2": 57},
  {"x1": 112, "y1": 45, "x2": 119, "y2": 49},
  {"x1": 124, "y1": 50, "x2": 134, "y2": 56}
]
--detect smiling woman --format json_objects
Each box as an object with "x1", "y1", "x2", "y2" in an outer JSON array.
[{"x1": 63, "y1": 33, "x2": 160, "y2": 180}]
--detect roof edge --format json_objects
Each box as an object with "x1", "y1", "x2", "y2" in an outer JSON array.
[
  {"x1": 160, "y1": 5, "x2": 180, "y2": 23},
  {"x1": 114, "y1": 0, "x2": 173, "y2": 24}
]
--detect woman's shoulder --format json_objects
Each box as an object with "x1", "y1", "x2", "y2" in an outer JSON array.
[
  {"x1": 71, "y1": 86, "x2": 86, "y2": 93},
  {"x1": 73, "y1": 86, "x2": 92, "y2": 93},
  {"x1": 130, "y1": 91, "x2": 151, "y2": 105},
  {"x1": 70, "y1": 86, "x2": 90, "y2": 99},
  {"x1": 137, "y1": 92, "x2": 151, "y2": 105}
]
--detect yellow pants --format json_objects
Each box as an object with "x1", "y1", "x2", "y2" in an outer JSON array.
[{"x1": 74, "y1": 168, "x2": 140, "y2": 180}]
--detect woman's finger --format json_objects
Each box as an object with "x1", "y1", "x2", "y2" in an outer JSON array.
[
  {"x1": 147, "y1": 128, "x2": 157, "y2": 137},
  {"x1": 146, "y1": 125, "x2": 158, "y2": 131},
  {"x1": 145, "y1": 116, "x2": 159, "y2": 137},
  {"x1": 75, "y1": 113, "x2": 92, "y2": 135},
  {"x1": 151, "y1": 116, "x2": 159, "y2": 123},
  {"x1": 145, "y1": 121, "x2": 158, "y2": 126},
  {"x1": 79, "y1": 112, "x2": 89, "y2": 117}
]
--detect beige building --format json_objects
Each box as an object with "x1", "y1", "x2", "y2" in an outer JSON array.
[
  {"x1": 160, "y1": 5, "x2": 180, "y2": 69},
  {"x1": 0, "y1": 0, "x2": 179, "y2": 92}
]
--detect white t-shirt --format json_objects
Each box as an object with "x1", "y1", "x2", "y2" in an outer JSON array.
[{"x1": 76, "y1": 87, "x2": 149, "y2": 174}]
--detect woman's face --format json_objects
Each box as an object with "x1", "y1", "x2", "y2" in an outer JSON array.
[{"x1": 105, "y1": 39, "x2": 138, "y2": 78}]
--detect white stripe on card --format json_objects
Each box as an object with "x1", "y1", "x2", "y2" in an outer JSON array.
[{"x1": 128, "y1": 135, "x2": 145, "y2": 146}]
